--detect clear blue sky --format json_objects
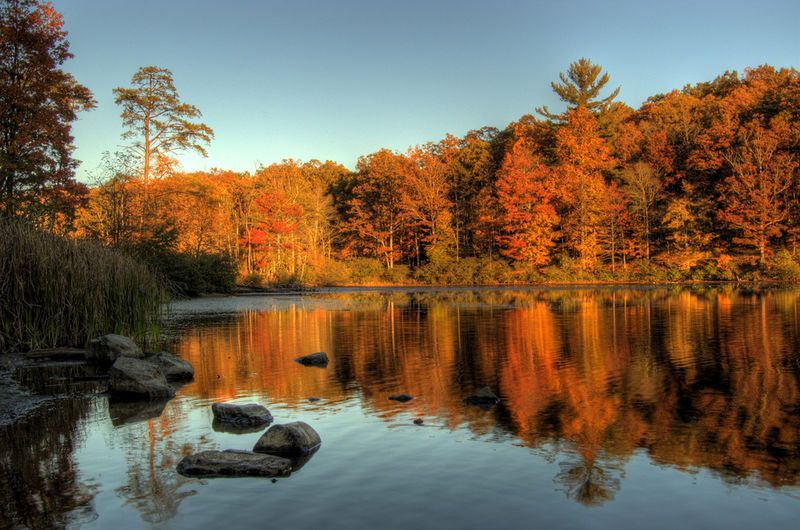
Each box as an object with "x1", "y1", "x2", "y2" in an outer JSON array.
[{"x1": 54, "y1": 0, "x2": 800, "y2": 180}]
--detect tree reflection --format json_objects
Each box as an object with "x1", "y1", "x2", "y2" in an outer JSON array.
[
  {"x1": 0, "y1": 398, "x2": 98, "y2": 528},
  {"x1": 555, "y1": 448, "x2": 624, "y2": 506},
  {"x1": 167, "y1": 287, "x2": 800, "y2": 504},
  {"x1": 112, "y1": 401, "x2": 211, "y2": 524}
]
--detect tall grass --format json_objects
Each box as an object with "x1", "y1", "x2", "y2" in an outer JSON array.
[{"x1": 0, "y1": 219, "x2": 166, "y2": 353}]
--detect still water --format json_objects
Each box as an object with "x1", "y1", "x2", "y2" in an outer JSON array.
[{"x1": 2, "y1": 287, "x2": 800, "y2": 529}]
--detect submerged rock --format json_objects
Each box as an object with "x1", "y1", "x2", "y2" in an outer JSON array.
[
  {"x1": 294, "y1": 352, "x2": 329, "y2": 367},
  {"x1": 389, "y1": 393, "x2": 414, "y2": 403},
  {"x1": 464, "y1": 387, "x2": 500, "y2": 406},
  {"x1": 108, "y1": 357, "x2": 175, "y2": 398},
  {"x1": 308, "y1": 397, "x2": 321, "y2": 402},
  {"x1": 413, "y1": 418, "x2": 424, "y2": 425},
  {"x1": 87, "y1": 334, "x2": 144, "y2": 363},
  {"x1": 176, "y1": 450, "x2": 292, "y2": 478},
  {"x1": 211, "y1": 402, "x2": 273, "y2": 427},
  {"x1": 253, "y1": 421, "x2": 321, "y2": 456},
  {"x1": 148, "y1": 351, "x2": 194, "y2": 381}
]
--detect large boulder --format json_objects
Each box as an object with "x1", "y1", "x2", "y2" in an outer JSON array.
[
  {"x1": 176, "y1": 450, "x2": 292, "y2": 478},
  {"x1": 294, "y1": 351, "x2": 329, "y2": 367},
  {"x1": 87, "y1": 334, "x2": 144, "y2": 363},
  {"x1": 253, "y1": 421, "x2": 321, "y2": 456},
  {"x1": 211, "y1": 402, "x2": 273, "y2": 427},
  {"x1": 148, "y1": 351, "x2": 194, "y2": 381},
  {"x1": 109, "y1": 357, "x2": 175, "y2": 398}
]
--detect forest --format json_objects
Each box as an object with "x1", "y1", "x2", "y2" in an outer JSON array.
[{"x1": 3, "y1": 1, "x2": 800, "y2": 292}]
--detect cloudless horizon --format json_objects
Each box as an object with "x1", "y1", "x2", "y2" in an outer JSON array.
[{"x1": 56, "y1": 0, "x2": 800, "y2": 181}]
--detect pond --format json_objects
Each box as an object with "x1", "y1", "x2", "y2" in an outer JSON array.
[{"x1": 2, "y1": 287, "x2": 799, "y2": 529}]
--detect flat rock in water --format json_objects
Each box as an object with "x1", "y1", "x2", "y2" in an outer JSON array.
[
  {"x1": 148, "y1": 351, "x2": 194, "y2": 381},
  {"x1": 176, "y1": 450, "x2": 292, "y2": 478},
  {"x1": 87, "y1": 334, "x2": 144, "y2": 363},
  {"x1": 109, "y1": 357, "x2": 175, "y2": 398},
  {"x1": 212, "y1": 402, "x2": 273, "y2": 426},
  {"x1": 389, "y1": 393, "x2": 414, "y2": 402},
  {"x1": 253, "y1": 421, "x2": 321, "y2": 456},
  {"x1": 464, "y1": 386, "x2": 500, "y2": 406},
  {"x1": 294, "y1": 352, "x2": 329, "y2": 367}
]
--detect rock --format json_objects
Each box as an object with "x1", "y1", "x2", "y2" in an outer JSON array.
[
  {"x1": 308, "y1": 397, "x2": 321, "y2": 402},
  {"x1": 148, "y1": 352, "x2": 194, "y2": 381},
  {"x1": 389, "y1": 393, "x2": 414, "y2": 402},
  {"x1": 109, "y1": 357, "x2": 175, "y2": 398},
  {"x1": 109, "y1": 398, "x2": 168, "y2": 426},
  {"x1": 294, "y1": 352, "x2": 329, "y2": 367},
  {"x1": 212, "y1": 402, "x2": 273, "y2": 427},
  {"x1": 464, "y1": 386, "x2": 500, "y2": 406},
  {"x1": 253, "y1": 421, "x2": 321, "y2": 456},
  {"x1": 87, "y1": 334, "x2": 144, "y2": 363},
  {"x1": 413, "y1": 418, "x2": 424, "y2": 425},
  {"x1": 176, "y1": 450, "x2": 292, "y2": 478}
]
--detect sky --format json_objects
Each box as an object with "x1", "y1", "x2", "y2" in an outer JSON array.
[{"x1": 53, "y1": 0, "x2": 800, "y2": 181}]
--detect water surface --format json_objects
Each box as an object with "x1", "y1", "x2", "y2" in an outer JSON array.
[{"x1": 2, "y1": 287, "x2": 799, "y2": 528}]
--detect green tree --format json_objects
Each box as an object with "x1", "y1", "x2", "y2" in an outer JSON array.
[
  {"x1": 537, "y1": 58, "x2": 620, "y2": 121},
  {"x1": 113, "y1": 66, "x2": 214, "y2": 187},
  {"x1": 0, "y1": 0, "x2": 95, "y2": 218}
]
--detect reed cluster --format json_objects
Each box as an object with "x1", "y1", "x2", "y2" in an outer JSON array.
[{"x1": 0, "y1": 219, "x2": 165, "y2": 352}]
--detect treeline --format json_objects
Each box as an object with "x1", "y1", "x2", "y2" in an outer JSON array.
[
  {"x1": 68, "y1": 60, "x2": 800, "y2": 286},
  {"x1": 3, "y1": 0, "x2": 800, "y2": 287}
]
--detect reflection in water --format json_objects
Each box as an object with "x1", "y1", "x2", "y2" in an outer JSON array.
[
  {"x1": 171, "y1": 288, "x2": 800, "y2": 494},
  {"x1": 1, "y1": 287, "x2": 799, "y2": 528},
  {"x1": 0, "y1": 398, "x2": 98, "y2": 528},
  {"x1": 113, "y1": 401, "x2": 209, "y2": 524}
]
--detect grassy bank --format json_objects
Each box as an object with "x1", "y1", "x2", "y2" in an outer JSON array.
[
  {"x1": 239, "y1": 252, "x2": 800, "y2": 289},
  {"x1": 0, "y1": 220, "x2": 165, "y2": 353}
]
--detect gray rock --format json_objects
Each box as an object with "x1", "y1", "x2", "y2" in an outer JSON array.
[
  {"x1": 294, "y1": 351, "x2": 329, "y2": 367},
  {"x1": 389, "y1": 393, "x2": 414, "y2": 402},
  {"x1": 253, "y1": 421, "x2": 321, "y2": 456},
  {"x1": 87, "y1": 334, "x2": 144, "y2": 363},
  {"x1": 212, "y1": 419, "x2": 268, "y2": 435},
  {"x1": 176, "y1": 450, "x2": 292, "y2": 478},
  {"x1": 109, "y1": 357, "x2": 175, "y2": 398},
  {"x1": 148, "y1": 351, "x2": 194, "y2": 381},
  {"x1": 212, "y1": 402, "x2": 273, "y2": 427},
  {"x1": 464, "y1": 386, "x2": 500, "y2": 405}
]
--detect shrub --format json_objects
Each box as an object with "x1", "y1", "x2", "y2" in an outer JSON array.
[
  {"x1": 142, "y1": 251, "x2": 237, "y2": 296},
  {"x1": 0, "y1": 219, "x2": 165, "y2": 352},
  {"x1": 345, "y1": 257, "x2": 385, "y2": 284},
  {"x1": 769, "y1": 250, "x2": 800, "y2": 281},
  {"x1": 311, "y1": 260, "x2": 352, "y2": 286}
]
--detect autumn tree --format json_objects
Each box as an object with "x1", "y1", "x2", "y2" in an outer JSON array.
[
  {"x1": 537, "y1": 58, "x2": 620, "y2": 121},
  {"x1": 401, "y1": 145, "x2": 455, "y2": 265},
  {"x1": 555, "y1": 107, "x2": 614, "y2": 270},
  {"x1": 720, "y1": 118, "x2": 797, "y2": 264},
  {"x1": 621, "y1": 161, "x2": 661, "y2": 262},
  {"x1": 495, "y1": 132, "x2": 558, "y2": 265},
  {"x1": 113, "y1": 66, "x2": 213, "y2": 187},
  {"x1": 0, "y1": 0, "x2": 95, "y2": 218},
  {"x1": 345, "y1": 149, "x2": 410, "y2": 268}
]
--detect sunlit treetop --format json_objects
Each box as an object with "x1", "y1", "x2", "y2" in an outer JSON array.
[{"x1": 537, "y1": 58, "x2": 620, "y2": 120}]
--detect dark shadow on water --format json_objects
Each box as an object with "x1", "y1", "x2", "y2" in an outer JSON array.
[{"x1": 108, "y1": 398, "x2": 169, "y2": 427}]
